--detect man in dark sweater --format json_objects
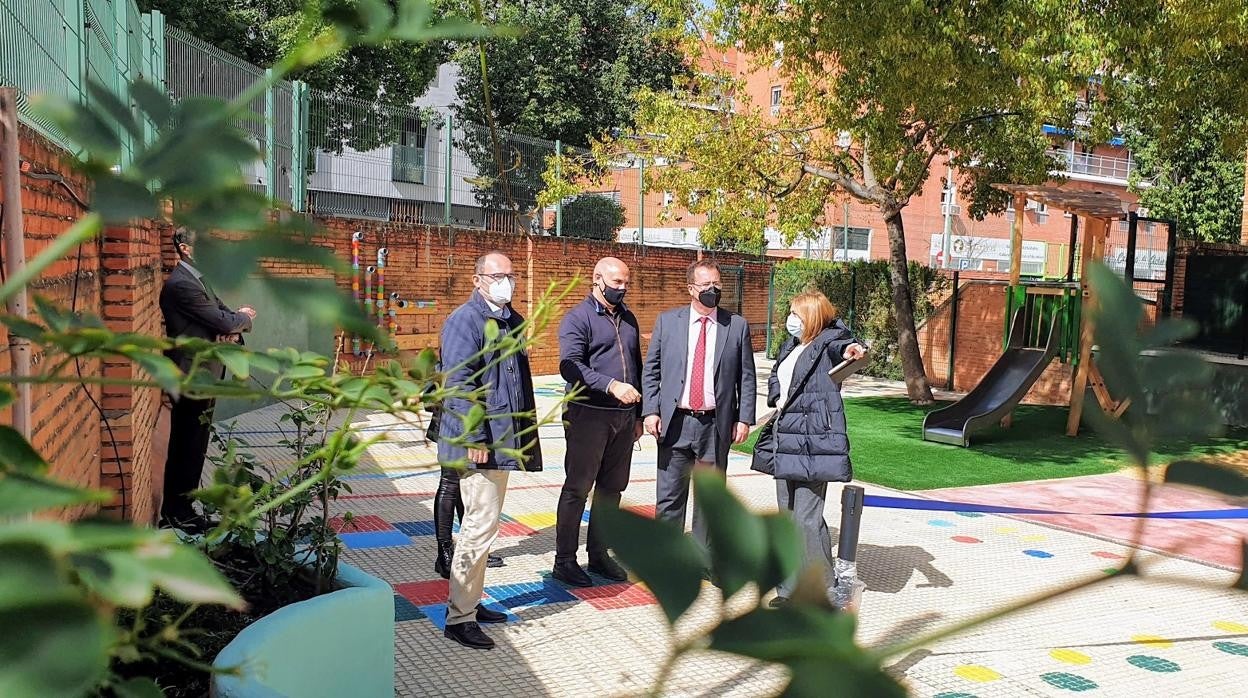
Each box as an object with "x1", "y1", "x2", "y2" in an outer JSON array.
[
  {"x1": 553, "y1": 257, "x2": 643, "y2": 587},
  {"x1": 159, "y1": 228, "x2": 255, "y2": 532}
]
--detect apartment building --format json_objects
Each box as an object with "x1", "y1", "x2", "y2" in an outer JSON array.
[{"x1": 613, "y1": 43, "x2": 1157, "y2": 279}]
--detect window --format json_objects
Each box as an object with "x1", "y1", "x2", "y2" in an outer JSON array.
[
  {"x1": 662, "y1": 191, "x2": 674, "y2": 207},
  {"x1": 392, "y1": 115, "x2": 426, "y2": 184},
  {"x1": 832, "y1": 226, "x2": 870, "y2": 252},
  {"x1": 1033, "y1": 200, "x2": 1048, "y2": 223},
  {"x1": 773, "y1": 41, "x2": 784, "y2": 67},
  {"x1": 770, "y1": 86, "x2": 782, "y2": 116}
]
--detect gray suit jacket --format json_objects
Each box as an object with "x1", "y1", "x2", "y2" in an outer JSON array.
[{"x1": 642, "y1": 305, "x2": 757, "y2": 465}]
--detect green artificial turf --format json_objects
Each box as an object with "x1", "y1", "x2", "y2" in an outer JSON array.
[{"x1": 734, "y1": 396, "x2": 1248, "y2": 491}]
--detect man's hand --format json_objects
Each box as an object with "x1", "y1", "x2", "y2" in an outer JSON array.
[
  {"x1": 644, "y1": 415, "x2": 661, "y2": 438},
  {"x1": 238, "y1": 306, "x2": 257, "y2": 319},
  {"x1": 843, "y1": 343, "x2": 867, "y2": 361},
  {"x1": 634, "y1": 420, "x2": 644, "y2": 442},
  {"x1": 467, "y1": 447, "x2": 489, "y2": 464},
  {"x1": 732, "y1": 422, "x2": 750, "y2": 445},
  {"x1": 608, "y1": 380, "x2": 642, "y2": 404}
]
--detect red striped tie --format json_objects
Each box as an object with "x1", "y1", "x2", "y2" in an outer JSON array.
[{"x1": 689, "y1": 316, "x2": 709, "y2": 410}]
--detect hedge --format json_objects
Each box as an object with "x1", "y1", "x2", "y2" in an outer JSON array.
[{"x1": 768, "y1": 258, "x2": 949, "y2": 380}]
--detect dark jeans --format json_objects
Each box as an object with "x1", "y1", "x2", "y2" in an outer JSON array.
[
  {"x1": 776, "y1": 479, "x2": 835, "y2": 597},
  {"x1": 161, "y1": 396, "x2": 215, "y2": 522},
  {"x1": 655, "y1": 410, "x2": 723, "y2": 548},
  {"x1": 434, "y1": 467, "x2": 466, "y2": 545},
  {"x1": 555, "y1": 403, "x2": 636, "y2": 563}
]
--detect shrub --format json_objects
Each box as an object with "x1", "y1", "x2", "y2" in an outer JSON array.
[
  {"x1": 768, "y1": 259, "x2": 949, "y2": 380},
  {"x1": 557, "y1": 195, "x2": 627, "y2": 241}
]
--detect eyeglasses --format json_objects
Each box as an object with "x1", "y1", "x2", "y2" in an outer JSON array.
[
  {"x1": 478, "y1": 272, "x2": 519, "y2": 283},
  {"x1": 689, "y1": 282, "x2": 723, "y2": 291}
]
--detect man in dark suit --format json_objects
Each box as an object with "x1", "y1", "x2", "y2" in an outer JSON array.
[
  {"x1": 642, "y1": 259, "x2": 756, "y2": 547},
  {"x1": 159, "y1": 228, "x2": 254, "y2": 531}
]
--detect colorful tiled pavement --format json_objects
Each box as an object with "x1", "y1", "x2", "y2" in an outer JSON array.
[{"x1": 215, "y1": 364, "x2": 1248, "y2": 697}]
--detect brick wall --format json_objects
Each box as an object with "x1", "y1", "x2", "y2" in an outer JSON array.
[
  {"x1": 0, "y1": 126, "x2": 170, "y2": 522},
  {"x1": 5, "y1": 128, "x2": 774, "y2": 523},
  {"x1": 314, "y1": 218, "x2": 774, "y2": 375}
]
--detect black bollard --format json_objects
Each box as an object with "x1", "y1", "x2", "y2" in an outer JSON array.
[{"x1": 837, "y1": 485, "x2": 865, "y2": 563}]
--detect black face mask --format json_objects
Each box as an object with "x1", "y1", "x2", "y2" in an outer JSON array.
[
  {"x1": 600, "y1": 283, "x2": 627, "y2": 306},
  {"x1": 698, "y1": 286, "x2": 721, "y2": 308}
]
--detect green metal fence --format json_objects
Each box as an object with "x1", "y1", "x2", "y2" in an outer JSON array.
[
  {"x1": 3, "y1": 0, "x2": 616, "y2": 228},
  {"x1": 1, "y1": 0, "x2": 163, "y2": 163}
]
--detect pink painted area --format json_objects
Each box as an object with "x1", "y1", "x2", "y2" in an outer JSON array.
[
  {"x1": 330, "y1": 514, "x2": 395, "y2": 533},
  {"x1": 951, "y1": 536, "x2": 982, "y2": 544},
  {"x1": 925, "y1": 473, "x2": 1248, "y2": 569}
]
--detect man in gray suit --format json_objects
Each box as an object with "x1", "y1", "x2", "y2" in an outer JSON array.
[{"x1": 642, "y1": 259, "x2": 756, "y2": 547}]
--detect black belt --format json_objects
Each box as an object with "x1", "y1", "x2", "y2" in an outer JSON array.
[{"x1": 677, "y1": 407, "x2": 716, "y2": 417}]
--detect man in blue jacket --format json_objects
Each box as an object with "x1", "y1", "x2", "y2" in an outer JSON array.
[
  {"x1": 553, "y1": 257, "x2": 642, "y2": 587},
  {"x1": 437, "y1": 251, "x2": 542, "y2": 650}
]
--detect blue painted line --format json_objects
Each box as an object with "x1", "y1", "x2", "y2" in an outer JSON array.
[{"x1": 863, "y1": 494, "x2": 1248, "y2": 520}]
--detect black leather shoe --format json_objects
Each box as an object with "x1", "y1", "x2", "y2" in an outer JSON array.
[
  {"x1": 475, "y1": 604, "x2": 508, "y2": 624},
  {"x1": 768, "y1": 596, "x2": 789, "y2": 609},
  {"x1": 551, "y1": 560, "x2": 593, "y2": 587},
  {"x1": 444, "y1": 621, "x2": 494, "y2": 650},
  {"x1": 588, "y1": 554, "x2": 628, "y2": 582},
  {"x1": 487, "y1": 553, "x2": 504, "y2": 568},
  {"x1": 434, "y1": 541, "x2": 454, "y2": 579}
]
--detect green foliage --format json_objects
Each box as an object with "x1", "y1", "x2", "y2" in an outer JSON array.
[
  {"x1": 0, "y1": 4, "x2": 575, "y2": 695},
  {"x1": 555, "y1": 195, "x2": 627, "y2": 241},
  {"x1": 453, "y1": 0, "x2": 687, "y2": 148},
  {"x1": 451, "y1": 0, "x2": 687, "y2": 215},
  {"x1": 768, "y1": 259, "x2": 948, "y2": 380},
  {"x1": 1093, "y1": 0, "x2": 1248, "y2": 155},
  {"x1": 598, "y1": 469, "x2": 903, "y2": 696},
  {"x1": 1126, "y1": 108, "x2": 1247, "y2": 243}
]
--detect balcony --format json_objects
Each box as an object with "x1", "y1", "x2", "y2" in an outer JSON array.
[
  {"x1": 1049, "y1": 149, "x2": 1147, "y2": 186},
  {"x1": 391, "y1": 144, "x2": 425, "y2": 184}
]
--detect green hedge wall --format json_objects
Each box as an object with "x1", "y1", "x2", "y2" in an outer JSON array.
[{"x1": 768, "y1": 259, "x2": 949, "y2": 380}]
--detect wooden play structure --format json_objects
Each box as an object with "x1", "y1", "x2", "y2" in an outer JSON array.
[{"x1": 923, "y1": 185, "x2": 1140, "y2": 446}]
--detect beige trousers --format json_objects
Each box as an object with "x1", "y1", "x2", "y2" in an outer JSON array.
[{"x1": 447, "y1": 469, "x2": 509, "y2": 625}]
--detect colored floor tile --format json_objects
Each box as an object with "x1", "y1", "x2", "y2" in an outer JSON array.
[
  {"x1": 485, "y1": 579, "x2": 578, "y2": 609},
  {"x1": 569, "y1": 582, "x2": 657, "y2": 611},
  {"x1": 339, "y1": 530, "x2": 413, "y2": 549},
  {"x1": 395, "y1": 579, "x2": 450, "y2": 606},
  {"x1": 393, "y1": 520, "x2": 437, "y2": 537},
  {"x1": 497, "y1": 520, "x2": 539, "y2": 538},
  {"x1": 512, "y1": 512, "x2": 558, "y2": 530},
  {"x1": 394, "y1": 594, "x2": 424, "y2": 622},
  {"x1": 331, "y1": 513, "x2": 395, "y2": 533}
]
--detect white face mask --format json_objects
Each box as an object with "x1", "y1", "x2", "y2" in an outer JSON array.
[
  {"x1": 487, "y1": 277, "x2": 514, "y2": 304},
  {"x1": 785, "y1": 313, "x2": 803, "y2": 339}
]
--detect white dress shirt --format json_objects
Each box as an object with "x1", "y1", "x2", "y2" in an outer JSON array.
[
  {"x1": 679, "y1": 306, "x2": 717, "y2": 409},
  {"x1": 775, "y1": 342, "x2": 810, "y2": 409}
]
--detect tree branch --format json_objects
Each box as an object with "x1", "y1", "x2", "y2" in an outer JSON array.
[{"x1": 801, "y1": 162, "x2": 875, "y2": 202}]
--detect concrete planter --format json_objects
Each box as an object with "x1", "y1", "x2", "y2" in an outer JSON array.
[{"x1": 211, "y1": 562, "x2": 394, "y2": 698}]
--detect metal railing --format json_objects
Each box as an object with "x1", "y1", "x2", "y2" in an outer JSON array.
[{"x1": 1050, "y1": 148, "x2": 1138, "y2": 182}]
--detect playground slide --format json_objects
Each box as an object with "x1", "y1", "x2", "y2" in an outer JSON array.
[{"x1": 922, "y1": 310, "x2": 1062, "y2": 447}]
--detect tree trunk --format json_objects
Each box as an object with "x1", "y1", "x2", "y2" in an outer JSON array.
[{"x1": 882, "y1": 209, "x2": 935, "y2": 404}]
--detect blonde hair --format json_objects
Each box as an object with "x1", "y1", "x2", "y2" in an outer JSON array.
[{"x1": 789, "y1": 290, "x2": 838, "y2": 344}]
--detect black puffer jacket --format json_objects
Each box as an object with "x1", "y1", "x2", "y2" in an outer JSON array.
[{"x1": 755, "y1": 321, "x2": 860, "y2": 482}]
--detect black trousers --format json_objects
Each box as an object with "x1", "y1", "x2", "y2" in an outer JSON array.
[
  {"x1": 161, "y1": 396, "x2": 215, "y2": 521},
  {"x1": 555, "y1": 403, "x2": 636, "y2": 563},
  {"x1": 434, "y1": 467, "x2": 466, "y2": 544},
  {"x1": 656, "y1": 410, "x2": 724, "y2": 549}
]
